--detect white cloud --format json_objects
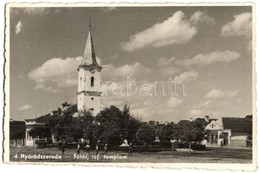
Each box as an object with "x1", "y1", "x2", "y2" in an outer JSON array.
[
  {"x1": 176, "y1": 71, "x2": 199, "y2": 84},
  {"x1": 205, "y1": 89, "x2": 238, "y2": 99},
  {"x1": 176, "y1": 50, "x2": 240, "y2": 67},
  {"x1": 167, "y1": 97, "x2": 183, "y2": 108},
  {"x1": 131, "y1": 108, "x2": 154, "y2": 118},
  {"x1": 28, "y1": 56, "x2": 83, "y2": 92},
  {"x1": 114, "y1": 62, "x2": 151, "y2": 78},
  {"x1": 101, "y1": 95, "x2": 125, "y2": 108},
  {"x1": 23, "y1": 8, "x2": 50, "y2": 15},
  {"x1": 227, "y1": 90, "x2": 239, "y2": 97},
  {"x1": 157, "y1": 57, "x2": 175, "y2": 67},
  {"x1": 203, "y1": 100, "x2": 211, "y2": 106},
  {"x1": 15, "y1": 21, "x2": 23, "y2": 34},
  {"x1": 159, "y1": 66, "x2": 179, "y2": 77},
  {"x1": 42, "y1": 86, "x2": 57, "y2": 93},
  {"x1": 28, "y1": 55, "x2": 150, "y2": 93},
  {"x1": 156, "y1": 57, "x2": 178, "y2": 76},
  {"x1": 188, "y1": 109, "x2": 202, "y2": 116},
  {"x1": 102, "y1": 62, "x2": 152, "y2": 81},
  {"x1": 18, "y1": 104, "x2": 32, "y2": 111},
  {"x1": 121, "y1": 10, "x2": 215, "y2": 51},
  {"x1": 28, "y1": 56, "x2": 82, "y2": 82},
  {"x1": 57, "y1": 79, "x2": 78, "y2": 88},
  {"x1": 121, "y1": 11, "x2": 197, "y2": 51},
  {"x1": 221, "y1": 12, "x2": 252, "y2": 38},
  {"x1": 206, "y1": 89, "x2": 225, "y2": 99},
  {"x1": 189, "y1": 11, "x2": 216, "y2": 25},
  {"x1": 101, "y1": 82, "x2": 125, "y2": 96}
]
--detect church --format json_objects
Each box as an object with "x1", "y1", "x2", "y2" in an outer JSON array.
[
  {"x1": 23, "y1": 24, "x2": 103, "y2": 147},
  {"x1": 77, "y1": 23, "x2": 102, "y2": 116}
]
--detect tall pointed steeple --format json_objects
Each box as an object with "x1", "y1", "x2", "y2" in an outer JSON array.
[
  {"x1": 77, "y1": 21, "x2": 102, "y2": 116},
  {"x1": 81, "y1": 21, "x2": 101, "y2": 68}
]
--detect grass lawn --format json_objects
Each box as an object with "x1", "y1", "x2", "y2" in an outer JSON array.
[{"x1": 9, "y1": 147, "x2": 252, "y2": 163}]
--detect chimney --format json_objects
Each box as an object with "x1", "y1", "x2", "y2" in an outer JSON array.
[{"x1": 205, "y1": 115, "x2": 209, "y2": 123}]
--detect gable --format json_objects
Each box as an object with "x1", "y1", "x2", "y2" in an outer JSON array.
[{"x1": 205, "y1": 120, "x2": 223, "y2": 130}]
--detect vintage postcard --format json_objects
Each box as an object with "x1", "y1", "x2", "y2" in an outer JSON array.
[{"x1": 3, "y1": 3, "x2": 257, "y2": 170}]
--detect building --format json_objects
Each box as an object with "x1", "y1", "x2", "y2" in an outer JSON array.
[
  {"x1": 24, "y1": 118, "x2": 44, "y2": 147},
  {"x1": 10, "y1": 119, "x2": 25, "y2": 147},
  {"x1": 77, "y1": 23, "x2": 102, "y2": 116},
  {"x1": 205, "y1": 116, "x2": 252, "y2": 147}
]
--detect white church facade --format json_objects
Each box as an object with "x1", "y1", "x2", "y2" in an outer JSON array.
[{"x1": 77, "y1": 24, "x2": 102, "y2": 116}]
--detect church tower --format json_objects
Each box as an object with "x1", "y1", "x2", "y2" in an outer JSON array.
[{"x1": 77, "y1": 23, "x2": 102, "y2": 116}]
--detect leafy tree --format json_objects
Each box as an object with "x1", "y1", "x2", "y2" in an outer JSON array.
[
  {"x1": 136, "y1": 123, "x2": 156, "y2": 145},
  {"x1": 172, "y1": 119, "x2": 206, "y2": 145},
  {"x1": 245, "y1": 114, "x2": 252, "y2": 119},
  {"x1": 159, "y1": 123, "x2": 175, "y2": 143},
  {"x1": 122, "y1": 104, "x2": 130, "y2": 137},
  {"x1": 62, "y1": 102, "x2": 71, "y2": 108},
  {"x1": 127, "y1": 116, "x2": 142, "y2": 143},
  {"x1": 79, "y1": 110, "x2": 94, "y2": 140},
  {"x1": 98, "y1": 120, "x2": 121, "y2": 145},
  {"x1": 96, "y1": 106, "x2": 122, "y2": 145},
  {"x1": 98, "y1": 104, "x2": 142, "y2": 145},
  {"x1": 27, "y1": 103, "x2": 142, "y2": 147},
  {"x1": 191, "y1": 119, "x2": 207, "y2": 142},
  {"x1": 51, "y1": 104, "x2": 82, "y2": 142},
  {"x1": 29, "y1": 126, "x2": 51, "y2": 139},
  {"x1": 172, "y1": 120, "x2": 193, "y2": 143},
  {"x1": 10, "y1": 121, "x2": 25, "y2": 140},
  {"x1": 121, "y1": 104, "x2": 142, "y2": 143}
]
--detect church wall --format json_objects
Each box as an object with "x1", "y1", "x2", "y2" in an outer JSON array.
[{"x1": 83, "y1": 95, "x2": 101, "y2": 116}]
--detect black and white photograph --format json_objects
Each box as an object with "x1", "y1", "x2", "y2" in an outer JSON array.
[{"x1": 4, "y1": 3, "x2": 256, "y2": 170}]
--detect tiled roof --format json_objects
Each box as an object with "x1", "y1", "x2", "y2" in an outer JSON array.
[{"x1": 222, "y1": 117, "x2": 252, "y2": 133}]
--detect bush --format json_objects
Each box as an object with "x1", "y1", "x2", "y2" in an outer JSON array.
[{"x1": 35, "y1": 139, "x2": 47, "y2": 148}]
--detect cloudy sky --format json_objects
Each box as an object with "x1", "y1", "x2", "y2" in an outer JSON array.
[{"x1": 9, "y1": 6, "x2": 253, "y2": 122}]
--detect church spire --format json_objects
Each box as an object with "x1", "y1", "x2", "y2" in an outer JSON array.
[{"x1": 81, "y1": 21, "x2": 101, "y2": 68}]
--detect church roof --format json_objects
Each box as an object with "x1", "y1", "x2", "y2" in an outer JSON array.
[{"x1": 80, "y1": 23, "x2": 102, "y2": 68}]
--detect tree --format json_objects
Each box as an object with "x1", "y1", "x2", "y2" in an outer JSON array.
[
  {"x1": 97, "y1": 105, "x2": 122, "y2": 145},
  {"x1": 10, "y1": 120, "x2": 25, "y2": 146},
  {"x1": 127, "y1": 116, "x2": 142, "y2": 143},
  {"x1": 245, "y1": 114, "x2": 252, "y2": 119},
  {"x1": 122, "y1": 104, "x2": 130, "y2": 138},
  {"x1": 62, "y1": 102, "x2": 71, "y2": 108},
  {"x1": 136, "y1": 123, "x2": 156, "y2": 145},
  {"x1": 29, "y1": 126, "x2": 51, "y2": 139},
  {"x1": 51, "y1": 104, "x2": 83, "y2": 142},
  {"x1": 98, "y1": 120, "x2": 121, "y2": 145},
  {"x1": 191, "y1": 119, "x2": 207, "y2": 143},
  {"x1": 79, "y1": 110, "x2": 94, "y2": 140},
  {"x1": 172, "y1": 120, "x2": 189, "y2": 143},
  {"x1": 120, "y1": 104, "x2": 142, "y2": 143},
  {"x1": 172, "y1": 119, "x2": 205, "y2": 144},
  {"x1": 159, "y1": 123, "x2": 175, "y2": 143},
  {"x1": 27, "y1": 103, "x2": 142, "y2": 147}
]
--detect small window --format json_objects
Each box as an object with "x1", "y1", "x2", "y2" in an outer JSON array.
[
  {"x1": 91, "y1": 97, "x2": 94, "y2": 100},
  {"x1": 91, "y1": 76, "x2": 94, "y2": 87},
  {"x1": 90, "y1": 108, "x2": 94, "y2": 111}
]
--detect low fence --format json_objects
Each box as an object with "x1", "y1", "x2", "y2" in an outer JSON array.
[{"x1": 37, "y1": 141, "x2": 206, "y2": 151}]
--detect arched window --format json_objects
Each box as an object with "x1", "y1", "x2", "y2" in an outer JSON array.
[{"x1": 91, "y1": 76, "x2": 94, "y2": 87}]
